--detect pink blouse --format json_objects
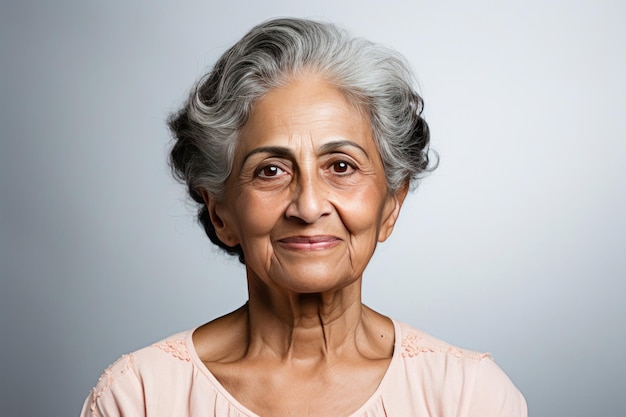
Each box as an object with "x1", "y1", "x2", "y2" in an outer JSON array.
[{"x1": 81, "y1": 320, "x2": 527, "y2": 416}]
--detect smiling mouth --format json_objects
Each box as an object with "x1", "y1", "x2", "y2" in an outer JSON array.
[{"x1": 277, "y1": 236, "x2": 341, "y2": 251}]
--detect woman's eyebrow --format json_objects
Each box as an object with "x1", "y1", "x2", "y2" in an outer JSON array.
[
  {"x1": 318, "y1": 140, "x2": 370, "y2": 160},
  {"x1": 241, "y1": 140, "x2": 369, "y2": 167},
  {"x1": 241, "y1": 146, "x2": 293, "y2": 166}
]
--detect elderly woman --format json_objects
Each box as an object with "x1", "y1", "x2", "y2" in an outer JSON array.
[{"x1": 82, "y1": 18, "x2": 526, "y2": 417}]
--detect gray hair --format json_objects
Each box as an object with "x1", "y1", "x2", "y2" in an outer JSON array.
[{"x1": 168, "y1": 18, "x2": 435, "y2": 262}]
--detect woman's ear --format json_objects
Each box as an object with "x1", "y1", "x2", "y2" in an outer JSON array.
[
  {"x1": 200, "y1": 190, "x2": 239, "y2": 247},
  {"x1": 378, "y1": 182, "x2": 409, "y2": 243}
]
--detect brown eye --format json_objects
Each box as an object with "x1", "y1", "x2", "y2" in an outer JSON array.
[
  {"x1": 258, "y1": 165, "x2": 285, "y2": 178},
  {"x1": 332, "y1": 161, "x2": 352, "y2": 174}
]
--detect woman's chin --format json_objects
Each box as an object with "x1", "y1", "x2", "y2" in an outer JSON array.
[
  {"x1": 277, "y1": 279, "x2": 357, "y2": 295},
  {"x1": 260, "y1": 264, "x2": 361, "y2": 295}
]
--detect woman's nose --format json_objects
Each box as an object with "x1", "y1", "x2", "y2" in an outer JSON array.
[{"x1": 284, "y1": 173, "x2": 332, "y2": 224}]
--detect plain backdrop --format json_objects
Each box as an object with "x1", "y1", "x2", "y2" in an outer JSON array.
[{"x1": 1, "y1": 1, "x2": 625, "y2": 416}]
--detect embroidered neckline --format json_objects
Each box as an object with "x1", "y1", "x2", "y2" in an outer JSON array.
[
  {"x1": 401, "y1": 330, "x2": 491, "y2": 360},
  {"x1": 152, "y1": 339, "x2": 192, "y2": 362}
]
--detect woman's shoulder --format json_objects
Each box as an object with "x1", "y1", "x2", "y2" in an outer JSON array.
[
  {"x1": 95, "y1": 328, "x2": 196, "y2": 385},
  {"x1": 394, "y1": 320, "x2": 490, "y2": 361},
  {"x1": 81, "y1": 329, "x2": 198, "y2": 417},
  {"x1": 390, "y1": 320, "x2": 527, "y2": 416}
]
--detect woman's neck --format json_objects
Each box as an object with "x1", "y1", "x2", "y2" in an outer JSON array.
[
  {"x1": 244, "y1": 277, "x2": 390, "y2": 363},
  {"x1": 192, "y1": 282, "x2": 395, "y2": 417},
  {"x1": 192, "y1": 278, "x2": 394, "y2": 367}
]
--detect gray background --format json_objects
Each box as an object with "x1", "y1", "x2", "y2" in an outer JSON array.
[{"x1": 1, "y1": 0, "x2": 625, "y2": 416}]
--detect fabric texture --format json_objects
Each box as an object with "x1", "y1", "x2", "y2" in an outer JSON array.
[{"x1": 81, "y1": 320, "x2": 527, "y2": 417}]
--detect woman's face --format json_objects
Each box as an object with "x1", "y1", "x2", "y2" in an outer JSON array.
[{"x1": 208, "y1": 75, "x2": 406, "y2": 294}]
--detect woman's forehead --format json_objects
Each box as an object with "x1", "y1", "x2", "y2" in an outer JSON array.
[{"x1": 237, "y1": 77, "x2": 374, "y2": 153}]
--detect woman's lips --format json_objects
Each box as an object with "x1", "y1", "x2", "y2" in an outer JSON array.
[{"x1": 277, "y1": 235, "x2": 341, "y2": 251}]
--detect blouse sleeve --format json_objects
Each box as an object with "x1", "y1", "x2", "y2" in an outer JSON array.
[
  {"x1": 467, "y1": 357, "x2": 527, "y2": 417},
  {"x1": 80, "y1": 354, "x2": 146, "y2": 417}
]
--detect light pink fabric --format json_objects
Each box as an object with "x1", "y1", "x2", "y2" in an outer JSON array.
[{"x1": 81, "y1": 320, "x2": 527, "y2": 416}]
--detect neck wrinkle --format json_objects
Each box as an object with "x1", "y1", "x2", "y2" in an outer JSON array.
[{"x1": 245, "y1": 279, "x2": 366, "y2": 362}]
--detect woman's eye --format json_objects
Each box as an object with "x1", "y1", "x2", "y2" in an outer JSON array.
[
  {"x1": 258, "y1": 165, "x2": 285, "y2": 178},
  {"x1": 331, "y1": 161, "x2": 353, "y2": 174}
]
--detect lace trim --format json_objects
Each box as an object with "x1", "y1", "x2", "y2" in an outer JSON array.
[
  {"x1": 90, "y1": 354, "x2": 135, "y2": 417},
  {"x1": 152, "y1": 338, "x2": 191, "y2": 362},
  {"x1": 401, "y1": 331, "x2": 491, "y2": 360}
]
